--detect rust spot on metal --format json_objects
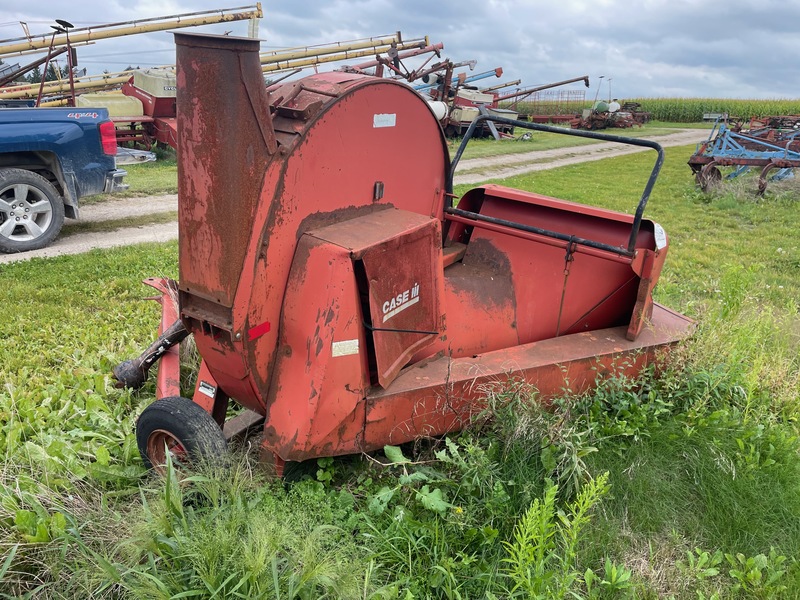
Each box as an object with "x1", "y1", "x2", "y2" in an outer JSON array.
[
  {"x1": 458, "y1": 237, "x2": 515, "y2": 309},
  {"x1": 175, "y1": 33, "x2": 276, "y2": 307}
]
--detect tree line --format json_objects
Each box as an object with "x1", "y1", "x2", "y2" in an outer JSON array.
[{"x1": 1, "y1": 58, "x2": 139, "y2": 85}]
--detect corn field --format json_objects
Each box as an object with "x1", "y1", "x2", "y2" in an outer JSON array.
[
  {"x1": 513, "y1": 98, "x2": 800, "y2": 122},
  {"x1": 626, "y1": 98, "x2": 800, "y2": 122}
]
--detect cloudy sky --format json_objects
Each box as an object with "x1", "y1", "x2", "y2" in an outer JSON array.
[{"x1": 0, "y1": 0, "x2": 796, "y2": 100}]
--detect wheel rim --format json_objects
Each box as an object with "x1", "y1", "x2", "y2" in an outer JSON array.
[
  {"x1": 146, "y1": 428, "x2": 188, "y2": 468},
  {"x1": 0, "y1": 182, "x2": 54, "y2": 242}
]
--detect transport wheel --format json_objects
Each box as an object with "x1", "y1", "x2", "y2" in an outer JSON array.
[
  {"x1": 0, "y1": 168, "x2": 65, "y2": 253},
  {"x1": 136, "y1": 396, "x2": 228, "y2": 471}
]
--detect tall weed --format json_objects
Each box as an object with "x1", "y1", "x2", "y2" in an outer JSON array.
[{"x1": 501, "y1": 473, "x2": 610, "y2": 599}]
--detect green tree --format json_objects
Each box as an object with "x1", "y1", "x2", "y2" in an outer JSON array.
[
  {"x1": 27, "y1": 66, "x2": 42, "y2": 84},
  {"x1": 45, "y1": 62, "x2": 69, "y2": 82}
]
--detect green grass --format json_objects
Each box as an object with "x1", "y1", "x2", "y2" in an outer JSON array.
[
  {"x1": 2, "y1": 138, "x2": 800, "y2": 598},
  {"x1": 115, "y1": 156, "x2": 178, "y2": 198},
  {"x1": 61, "y1": 211, "x2": 178, "y2": 236}
]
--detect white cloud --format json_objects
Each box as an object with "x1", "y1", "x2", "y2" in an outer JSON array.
[{"x1": 0, "y1": 0, "x2": 797, "y2": 98}]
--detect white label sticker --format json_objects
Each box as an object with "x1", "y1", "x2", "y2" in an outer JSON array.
[
  {"x1": 332, "y1": 339, "x2": 360, "y2": 357},
  {"x1": 653, "y1": 222, "x2": 667, "y2": 250},
  {"x1": 198, "y1": 381, "x2": 216, "y2": 398},
  {"x1": 373, "y1": 113, "x2": 396, "y2": 128}
]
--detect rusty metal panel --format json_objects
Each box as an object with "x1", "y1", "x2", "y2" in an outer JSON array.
[
  {"x1": 174, "y1": 33, "x2": 275, "y2": 309},
  {"x1": 262, "y1": 234, "x2": 369, "y2": 461},
  {"x1": 458, "y1": 188, "x2": 647, "y2": 343},
  {"x1": 423, "y1": 241, "x2": 519, "y2": 358},
  {"x1": 360, "y1": 220, "x2": 444, "y2": 388},
  {"x1": 300, "y1": 209, "x2": 445, "y2": 389},
  {"x1": 364, "y1": 304, "x2": 693, "y2": 449}
]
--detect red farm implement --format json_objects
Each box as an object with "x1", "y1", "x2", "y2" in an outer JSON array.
[{"x1": 114, "y1": 33, "x2": 692, "y2": 475}]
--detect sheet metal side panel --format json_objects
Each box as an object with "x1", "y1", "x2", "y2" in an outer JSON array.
[
  {"x1": 234, "y1": 77, "x2": 449, "y2": 413},
  {"x1": 175, "y1": 35, "x2": 272, "y2": 308},
  {"x1": 467, "y1": 195, "x2": 642, "y2": 341},
  {"x1": 361, "y1": 217, "x2": 444, "y2": 387},
  {"x1": 364, "y1": 304, "x2": 693, "y2": 449},
  {"x1": 262, "y1": 235, "x2": 369, "y2": 460}
]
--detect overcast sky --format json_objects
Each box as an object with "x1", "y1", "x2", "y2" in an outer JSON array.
[{"x1": 0, "y1": 0, "x2": 796, "y2": 100}]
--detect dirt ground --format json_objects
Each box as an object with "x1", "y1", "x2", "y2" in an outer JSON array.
[{"x1": 0, "y1": 129, "x2": 707, "y2": 265}]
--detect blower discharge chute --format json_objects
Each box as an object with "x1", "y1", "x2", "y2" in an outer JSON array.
[{"x1": 114, "y1": 33, "x2": 692, "y2": 475}]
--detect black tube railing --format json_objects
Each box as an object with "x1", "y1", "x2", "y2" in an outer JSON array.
[{"x1": 446, "y1": 115, "x2": 665, "y2": 255}]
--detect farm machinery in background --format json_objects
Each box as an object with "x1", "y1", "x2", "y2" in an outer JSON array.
[
  {"x1": 413, "y1": 66, "x2": 502, "y2": 93},
  {"x1": 1, "y1": 22, "x2": 432, "y2": 152},
  {"x1": 480, "y1": 79, "x2": 522, "y2": 94},
  {"x1": 424, "y1": 73, "x2": 592, "y2": 139},
  {"x1": 335, "y1": 41, "x2": 447, "y2": 82},
  {"x1": 571, "y1": 100, "x2": 651, "y2": 131},
  {"x1": 621, "y1": 102, "x2": 652, "y2": 125},
  {"x1": 0, "y1": 3, "x2": 263, "y2": 157},
  {"x1": 494, "y1": 75, "x2": 590, "y2": 125},
  {"x1": 0, "y1": 5, "x2": 437, "y2": 152},
  {"x1": 112, "y1": 32, "x2": 692, "y2": 476},
  {"x1": 562, "y1": 76, "x2": 650, "y2": 130},
  {"x1": 105, "y1": 33, "x2": 432, "y2": 150},
  {"x1": 0, "y1": 4, "x2": 264, "y2": 104},
  {"x1": 416, "y1": 66, "x2": 518, "y2": 138},
  {"x1": 689, "y1": 115, "x2": 800, "y2": 194}
]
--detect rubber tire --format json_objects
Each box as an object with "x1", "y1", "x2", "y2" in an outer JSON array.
[
  {"x1": 0, "y1": 168, "x2": 65, "y2": 253},
  {"x1": 136, "y1": 396, "x2": 228, "y2": 471}
]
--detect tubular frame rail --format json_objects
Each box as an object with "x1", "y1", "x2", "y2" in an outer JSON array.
[{"x1": 446, "y1": 115, "x2": 665, "y2": 256}]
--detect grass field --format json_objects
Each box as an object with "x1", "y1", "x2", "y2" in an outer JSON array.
[{"x1": 1, "y1": 133, "x2": 799, "y2": 598}]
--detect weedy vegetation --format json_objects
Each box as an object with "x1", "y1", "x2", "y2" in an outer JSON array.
[{"x1": 1, "y1": 130, "x2": 799, "y2": 598}]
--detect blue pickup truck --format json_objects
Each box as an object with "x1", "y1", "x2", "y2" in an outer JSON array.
[{"x1": 0, "y1": 107, "x2": 128, "y2": 252}]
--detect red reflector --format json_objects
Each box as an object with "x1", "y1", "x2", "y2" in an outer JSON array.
[
  {"x1": 99, "y1": 121, "x2": 117, "y2": 155},
  {"x1": 248, "y1": 321, "x2": 271, "y2": 341}
]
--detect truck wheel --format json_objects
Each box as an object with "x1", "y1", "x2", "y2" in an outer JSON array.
[
  {"x1": 0, "y1": 168, "x2": 65, "y2": 253},
  {"x1": 136, "y1": 396, "x2": 228, "y2": 472}
]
